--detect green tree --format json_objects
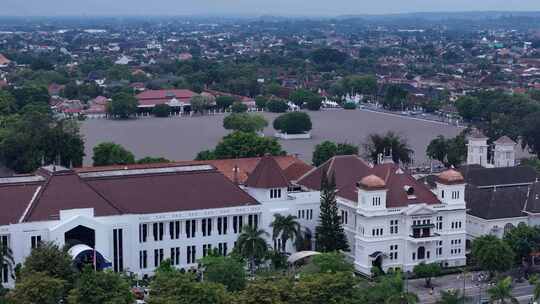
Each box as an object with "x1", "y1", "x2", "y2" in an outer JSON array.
[
  {"x1": 231, "y1": 102, "x2": 248, "y2": 113},
  {"x1": 266, "y1": 99, "x2": 288, "y2": 113},
  {"x1": 235, "y1": 226, "x2": 269, "y2": 272},
  {"x1": 137, "y1": 156, "x2": 170, "y2": 164},
  {"x1": 521, "y1": 157, "x2": 540, "y2": 173},
  {"x1": 437, "y1": 289, "x2": 466, "y2": 304},
  {"x1": 273, "y1": 112, "x2": 312, "y2": 134},
  {"x1": 289, "y1": 89, "x2": 322, "y2": 110},
  {"x1": 212, "y1": 131, "x2": 285, "y2": 159},
  {"x1": 503, "y1": 223, "x2": 540, "y2": 264},
  {"x1": 529, "y1": 274, "x2": 540, "y2": 302},
  {"x1": 10, "y1": 85, "x2": 50, "y2": 109},
  {"x1": 67, "y1": 267, "x2": 134, "y2": 304},
  {"x1": 522, "y1": 111, "x2": 540, "y2": 157},
  {"x1": 233, "y1": 278, "x2": 290, "y2": 304},
  {"x1": 148, "y1": 266, "x2": 229, "y2": 304},
  {"x1": 427, "y1": 133, "x2": 467, "y2": 168},
  {"x1": 200, "y1": 255, "x2": 246, "y2": 292},
  {"x1": 383, "y1": 85, "x2": 409, "y2": 110},
  {"x1": 107, "y1": 93, "x2": 138, "y2": 119},
  {"x1": 223, "y1": 113, "x2": 268, "y2": 133},
  {"x1": 195, "y1": 150, "x2": 216, "y2": 161},
  {"x1": 487, "y1": 276, "x2": 519, "y2": 304},
  {"x1": 270, "y1": 214, "x2": 300, "y2": 253},
  {"x1": 315, "y1": 172, "x2": 349, "y2": 252},
  {"x1": 152, "y1": 104, "x2": 171, "y2": 117},
  {"x1": 302, "y1": 252, "x2": 354, "y2": 274},
  {"x1": 413, "y1": 262, "x2": 441, "y2": 288},
  {"x1": 456, "y1": 96, "x2": 482, "y2": 121},
  {"x1": 20, "y1": 242, "x2": 76, "y2": 286},
  {"x1": 364, "y1": 132, "x2": 413, "y2": 165},
  {"x1": 215, "y1": 95, "x2": 235, "y2": 110},
  {"x1": 7, "y1": 272, "x2": 65, "y2": 304},
  {"x1": 190, "y1": 94, "x2": 212, "y2": 115},
  {"x1": 292, "y1": 272, "x2": 360, "y2": 304},
  {"x1": 92, "y1": 142, "x2": 135, "y2": 166},
  {"x1": 255, "y1": 96, "x2": 268, "y2": 109},
  {"x1": 471, "y1": 235, "x2": 514, "y2": 276},
  {"x1": 0, "y1": 90, "x2": 17, "y2": 115},
  {"x1": 312, "y1": 141, "x2": 359, "y2": 166}
]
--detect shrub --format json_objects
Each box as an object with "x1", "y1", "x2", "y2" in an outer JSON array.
[
  {"x1": 266, "y1": 99, "x2": 288, "y2": 113},
  {"x1": 152, "y1": 104, "x2": 171, "y2": 117},
  {"x1": 273, "y1": 112, "x2": 312, "y2": 134},
  {"x1": 231, "y1": 102, "x2": 248, "y2": 113},
  {"x1": 343, "y1": 102, "x2": 357, "y2": 110}
]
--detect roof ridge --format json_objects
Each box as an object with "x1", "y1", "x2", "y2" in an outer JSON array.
[
  {"x1": 22, "y1": 176, "x2": 52, "y2": 222},
  {"x1": 81, "y1": 175, "x2": 125, "y2": 214}
]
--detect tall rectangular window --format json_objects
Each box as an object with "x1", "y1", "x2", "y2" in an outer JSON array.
[
  {"x1": 187, "y1": 246, "x2": 196, "y2": 264},
  {"x1": 170, "y1": 247, "x2": 180, "y2": 265},
  {"x1": 113, "y1": 229, "x2": 124, "y2": 272},
  {"x1": 218, "y1": 242, "x2": 228, "y2": 256},
  {"x1": 139, "y1": 250, "x2": 147, "y2": 269},
  {"x1": 203, "y1": 244, "x2": 212, "y2": 257},
  {"x1": 169, "y1": 221, "x2": 181, "y2": 240},
  {"x1": 186, "y1": 220, "x2": 196, "y2": 238},
  {"x1": 31, "y1": 235, "x2": 41, "y2": 249},
  {"x1": 270, "y1": 188, "x2": 282, "y2": 199},
  {"x1": 202, "y1": 218, "x2": 212, "y2": 237},
  {"x1": 154, "y1": 248, "x2": 164, "y2": 267},
  {"x1": 139, "y1": 223, "x2": 148, "y2": 243}
]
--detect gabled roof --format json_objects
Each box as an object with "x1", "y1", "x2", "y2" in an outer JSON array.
[
  {"x1": 525, "y1": 182, "x2": 540, "y2": 214},
  {"x1": 298, "y1": 155, "x2": 440, "y2": 208},
  {"x1": 0, "y1": 164, "x2": 259, "y2": 226},
  {"x1": 494, "y1": 136, "x2": 516, "y2": 145},
  {"x1": 245, "y1": 155, "x2": 290, "y2": 188},
  {"x1": 466, "y1": 185, "x2": 528, "y2": 220},
  {"x1": 24, "y1": 167, "x2": 122, "y2": 222}
]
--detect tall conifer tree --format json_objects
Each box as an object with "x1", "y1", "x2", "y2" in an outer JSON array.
[{"x1": 315, "y1": 171, "x2": 349, "y2": 252}]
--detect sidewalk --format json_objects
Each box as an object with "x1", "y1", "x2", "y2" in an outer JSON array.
[{"x1": 407, "y1": 272, "x2": 535, "y2": 303}]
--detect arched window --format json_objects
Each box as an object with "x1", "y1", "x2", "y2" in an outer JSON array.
[
  {"x1": 417, "y1": 246, "x2": 425, "y2": 260},
  {"x1": 504, "y1": 223, "x2": 515, "y2": 235}
]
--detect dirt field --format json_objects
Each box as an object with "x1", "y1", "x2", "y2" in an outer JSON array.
[{"x1": 81, "y1": 110, "x2": 462, "y2": 166}]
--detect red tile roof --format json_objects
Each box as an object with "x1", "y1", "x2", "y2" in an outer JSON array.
[
  {"x1": 135, "y1": 89, "x2": 196, "y2": 106},
  {"x1": 297, "y1": 155, "x2": 440, "y2": 208},
  {"x1": 245, "y1": 155, "x2": 290, "y2": 188},
  {"x1": 76, "y1": 155, "x2": 311, "y2": 185},
  {"x1": 0, "y1": 164, "x2": 259, "y2": 225}
]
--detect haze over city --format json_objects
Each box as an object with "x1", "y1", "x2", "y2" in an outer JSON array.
[{"x1": 2, "y1": 0, "x2": 540, "y2": 16}]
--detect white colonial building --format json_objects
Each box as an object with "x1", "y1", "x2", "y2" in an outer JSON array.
[
  {"x1": 0, "y1": 156, "x2": 319, "y2": 287},
  {"x1": 295, "y1": 155, "x2": 467, "y2": 274},
  {"x1": 0, "y1": 154, "x2": 470, "y2": 286}
]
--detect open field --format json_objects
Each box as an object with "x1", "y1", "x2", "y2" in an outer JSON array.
[{"x1": 81, "y1": 109, "x2": 463, "y2": 166}]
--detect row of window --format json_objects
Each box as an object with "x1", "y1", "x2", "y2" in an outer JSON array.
[
  {"x1": 451, "y1": 221, "x2": 463, "y2": 229},
  {"x1": 139, "y1": 242, "x2": 230, "y2": 269},
  {"x1": 270, "y1": 188, "x2": 282, "y2": 199},
  {"x1": 390, "y1": 220, "x2": 399, "y2": 234},
  {"x1": 298, "y1": 209, "x2": 314, "y2": 220},
  {"x1": 441, "y1": 190, "x2": 461, "y2": 200},
  {"x1": 139, "y1": 215, "x2": 259, "y2": 243}
]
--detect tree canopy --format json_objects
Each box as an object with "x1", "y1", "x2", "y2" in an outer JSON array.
[
  {"x1": 312, "y1": 141, "x2": 358, "y2": 166},
  {"x1": 364, "y1": 132, "x2": 413, "y2": 165},
  {"x1": 107, "y1": 93, "x2": 138, "y2": 119},
  {"x1": 471, "y1": 235, "x2": 514, "y2": 275},
  {"x1": 92, "y1": 142, "x2": 136, "y2": 166},
  {"x1": 273, "y1": 112, "x2": 312, "y2": 135},
  {"x1": 196, "y1": 131, "x2": 285, "y2": 160},
  {"x1": 223, "y1": 113, "x2": 268, "y2": 133}
]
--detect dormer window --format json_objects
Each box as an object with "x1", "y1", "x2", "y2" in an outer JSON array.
[
  {"x1": 451, "y1": 191, "x2": 460, "y2": 199},
  {"x1": 270, "y1": 188, "x2": 282, "y2": 199},
  {"x1": 372, "y1": 196, "x2": 381, "y2": 206}
]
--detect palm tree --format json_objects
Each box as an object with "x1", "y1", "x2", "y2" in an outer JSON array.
[
  {"x1": 235, "y1": 226, "x2": 269, "y2": 273},
  {"x1": 487, "y1": 276, "x2": 519, "y2": 304},
  {"x1": 0, "y1": 242, "x2": 13, "y2": 283},
  {"x1": 270, "y1": 214, "x2": 300, "y2": 253},
  {"x1": 385, "y1": 292, "x2": 419, "y2": 304},
  {"x1": 437, "y1": 289, "x2": 466, "y2": 304},
  {"x1": 364, "y1": 131, "x2": 413, "y2": 165}
]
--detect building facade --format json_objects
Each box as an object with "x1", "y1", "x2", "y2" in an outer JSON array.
[{"x1": 296, "y1": 155, "x2": 467, "y2": 274}]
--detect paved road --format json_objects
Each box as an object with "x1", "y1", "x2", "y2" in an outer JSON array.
[{"x1": 409, "y1": 272, "x2": 535, "y2": 303}]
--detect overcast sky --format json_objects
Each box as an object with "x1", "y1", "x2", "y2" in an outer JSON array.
[{"x1": 2, "y1": 0, "x2": 540, "y2": 17}]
